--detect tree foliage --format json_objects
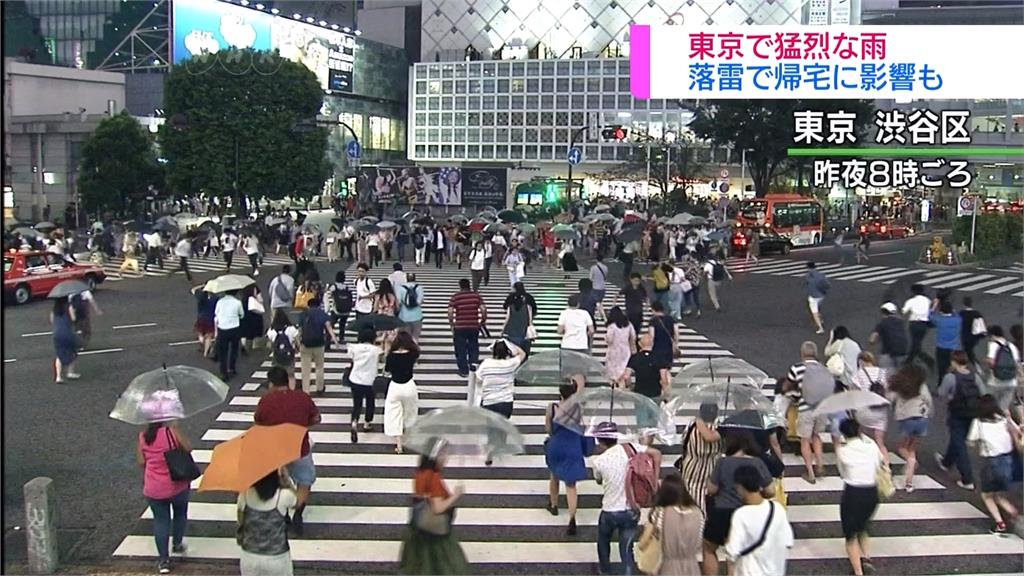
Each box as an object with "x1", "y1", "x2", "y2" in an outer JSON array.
[
  {"x1": 78, "y1": 110, "x2": 162, "y2": 215},
  {"x1": 689, "y1": 99, "x2": 875, "y2": 197},
  {"x1": 160, "y1": 49, "x2": 330, "y2": 203},
  {"x1": 953, "y1": 213, "x2": 1023, "y2": 260},
  {"x1": 600, "y1": 141, "x2": 706, "y2": 200}
]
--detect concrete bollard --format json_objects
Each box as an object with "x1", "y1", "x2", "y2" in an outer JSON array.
[{"x1": 24, "y1": 477, "x2": 58, "y2": 574}]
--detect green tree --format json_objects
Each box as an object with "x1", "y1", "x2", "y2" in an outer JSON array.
[
  {"x1": 160, "y1": 49, "x2": 330, "y2": 208},
  {"x1": 78, "y1": 110, "x2": 162, "y2": 215},
  {"x1": 600, "y1": 139, "x2": 706, "y2": 205},
  {"x1": 689, "y1": 99, "x2": 875, "y2": 197}
]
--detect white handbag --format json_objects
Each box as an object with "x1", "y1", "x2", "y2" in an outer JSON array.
[{"x1": 526, "y1": 324, "x2": 539, "y2": 340}]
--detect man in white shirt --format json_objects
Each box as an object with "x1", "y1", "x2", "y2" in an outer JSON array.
[
  {"x1": 557, "y1": 294, "x2": 594, "y2": 352},
  {"x1": 221, "y1": 230, "x2": 238, "y2": 271},
  {"x1": 590, "y1": 424, "x2": 656, "y2": 574},
  {"x1": 725, "y1": 465, "x2": 794, "y2": 576},
  {"x1": 590, "y1": 254, "x2": 609, "y2": 302},
  {"x1": 703, "y1": 255, "x2": 732, "y2": 312},
  {"x1": 902, "y1": 284, "x2": 935, "y2": 369},
  {"x1": 173, "y1": 236, "x2": 193, "y2": 281},
  {"x1": 482, "y1": 238, "x2": 494, "y2": 285},
  {"x1": 243, "y1": 233, "x2": 261, "y2": 276},
  {"x1": 366, "y1": 232, "x2": 381, "y2": 268},
  {"x1": 214, "y1": 289, "x2": 245, "y2": 380},
  {"x1": 143, "y1": 231, "x2": 164, "y2": 271},
  {"x1": 354, "y1": 263, "x2": 376, "y2": 318},
  {"x1": 268, "y1": 265, "x2": 296, "y2": 311},
  {"x1": 388, "y1": 262, "x2": 407, "y2": 295},
  {"x1": 986, "y1": 326, "x2": 1022, "y2": 411},
  {"x1": 468, "y1": 242, "x2": 487, "y2": 292}
]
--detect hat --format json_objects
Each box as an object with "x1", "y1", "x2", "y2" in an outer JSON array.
[
  {"x1": 591, "y1": 421, "x2": 619, "y2": 439},
  {"x1": 880, "y1": 302, "x2": 897, "y2": 314}
]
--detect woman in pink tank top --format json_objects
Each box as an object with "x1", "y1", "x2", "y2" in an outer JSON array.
[{"x1": 136, "y1": 421, "x2": 192, "y2": 574}]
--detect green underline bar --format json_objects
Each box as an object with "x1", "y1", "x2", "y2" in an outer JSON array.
[{"x1": 787, "y1": 147, "x2": 1024, "y2": 157}]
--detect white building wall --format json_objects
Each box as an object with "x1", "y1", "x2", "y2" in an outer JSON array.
[{"x1": 5, "y1": 59, "x2": 125, "y2": 117}]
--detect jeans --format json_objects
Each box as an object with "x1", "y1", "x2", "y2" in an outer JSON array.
[
  {"x1": 622, "y1": 253, "x2": 634, "y2": 280},
  {"x1": 471, "y1": 269, "x2": 485, "y2": 292},
  {"x1": 435, "y1": 248, "x2": 444, "y2": 268},
  {"x1": 484, "y1": 257, "x2": 492, "y2": 284},
  {"x1": 224, "y1": 250, "x2": 234, "y2": 270},
  {"x1": 935, "y1": 347, "x2": 954, "y2": 387},
  {"x1": 683, "y1": 287, "x2": 701, "y2": 312},
  {"x1": 176, "y1": 256, "x2": 192, "y2": 281},
  {"x1": 652, "y1": 290, "x2": 670, "y2": 315},
  {"x1": 906, "y1": 321, "x2": 933, "y2": 368},
  {"x1": 216, "y1": 327, "x2": 240, "y2": 377},
  {"x1": 626, "y1": 310, "x2": 643, "y2": 337},
  {"x1": 145, "y1": 248, "x2": 164, "y2": 271},
  {"x1": 453, "y1": 328, "x2": 480, "y2": 375},
  {"x1": 597, "y1": 509, "x2": 638, "y2": 575},
  {"x1": 148, "y1": 489, "x2": 189, "y2": 561},
  {"x1": 667, "y1": 286, "x2": 683, "y2": 321},
  {"x1": 941, "y1": 415, "x2": 974, "y2": 484},
  {"x1": 248, "y1": 253, "x2": 259, "y2": 275}
]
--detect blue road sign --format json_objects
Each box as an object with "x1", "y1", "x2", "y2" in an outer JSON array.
[
  {"x1": 567, "y1": 146, "x2": 582, "y2": 165},
  {"x1": 346, "y1": 140, "x2": 361, "y2": 159}
]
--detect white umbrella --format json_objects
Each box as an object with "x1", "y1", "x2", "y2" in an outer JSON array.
[
  {"x1": 812, "y1": 390, "x2": 890, "y2": 417},
  {"x1": 203, "y1": 274, "x2": 255, "y2": 293},
  {"x1": 378, "y1": 220, "x2": 398, "y2": 229}
]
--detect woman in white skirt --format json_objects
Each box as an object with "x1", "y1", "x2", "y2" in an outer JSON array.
[
  {"x1": 237, "y1": 469, "x2": 296, "y2": 576},
  {"x1": 384, "y1": 331, "x2": 421, "y2": 453}
]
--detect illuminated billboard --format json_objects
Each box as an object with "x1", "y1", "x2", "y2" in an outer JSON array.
[{"x1": 171, "y1": 0, "x2": 355, "y2": 93}]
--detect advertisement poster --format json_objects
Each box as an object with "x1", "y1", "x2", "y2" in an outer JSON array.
[
  {"x1": 172, "y1": 0, "x2": 272, "y2": 63},
  {"x1": 359, "y1": 167, "x2": 463, "y2": 206},
  {"x1": 272, "y1": 19, "x2": 354, "y2": 92},
  {"x1": 461, "y1": 168, "x2": 508, "y2": 206}
]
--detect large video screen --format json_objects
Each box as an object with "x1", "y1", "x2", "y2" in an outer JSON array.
[{"x1": 171, "y1": 0, "x2": 355, "y2": 92}]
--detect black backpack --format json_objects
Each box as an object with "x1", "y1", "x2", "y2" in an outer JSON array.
[
  {"x1": 300, "y1": 311, "x2": 326, "y2": 347},
  {"x1": 711, "y1": 261, "x2": 726, "y2": 282},
  {"x1": 403, "y1": 284, "x2": 420, "y2": 309},
  {"x1": 70, "y1": 294, "x2": 88, "y2": 318},
  {"x1": 949, "y1": 372, "x2": 980, "y2": 420},
  {"x1": 332, "y1": 285, "x2": 354, "y2": 315},
  {"x1": 413, "y1": 234, "x2": 425, "y2": 249},
  {"x1": 992, "y1": 342, "x2": 1018, "y2": 381},
  {"x1": 272, "y1": 330, "x2": 296, "y2": 365}
]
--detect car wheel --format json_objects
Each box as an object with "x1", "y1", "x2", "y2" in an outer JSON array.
[
  {"x1": 14, "y1": 284, "x2": 31, "y2": 305},
  {"x1": 83, "y1": 274, "x2": 97, "y2": 291}
]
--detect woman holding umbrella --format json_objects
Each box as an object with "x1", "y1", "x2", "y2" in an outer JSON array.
[
  {"x1": 52, "y1": 297, "x2": 80, "y2": 383},
  {"x1": 399, "y1": 438, "x2": 469, "y2": 574},
  {"x1": 137, "y1": 418, "x2": 193, "y2": 574}
]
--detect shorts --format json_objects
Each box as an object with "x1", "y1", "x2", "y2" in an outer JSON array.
[
  {"x1": 796, "y1": 410, "x2": 827, "y2": 439},
  {"x1": 703, "y1": 506, "x2": 736, "y2": 546},
  {"x1": 897, "y1": 416, "x2": 929, "y2": 438},
  {"x1": 981, "y1": 453, "x2": 1013, "y2": 493},
  {"x1": 807, "y1": 296, "x2": 824, "y2": 314},
  {"x1": 286, "y1": 453, "x2": 317, "y2": 487}
]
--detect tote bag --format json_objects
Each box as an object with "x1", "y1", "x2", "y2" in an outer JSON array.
[{"x1": 163, "y1": 428, "x2": 201, "y2": 482}]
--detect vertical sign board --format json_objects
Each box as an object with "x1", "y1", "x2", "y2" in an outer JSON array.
[
  {"x1": 807, "y1": 0, "x2": 829, "y2": 25},
  {"x1": 462, "y1": 168, "x2": 509, "y2": 207},
  {"x1": 831, "y1": 0, "x2": 852, "y2": 24}
]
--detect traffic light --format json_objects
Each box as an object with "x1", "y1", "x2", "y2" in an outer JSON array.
[
  {"x1": 544, "y1": 182, "x2": 559, "y2": 204},
  {"x1": 600, "y1": 125, "x2": 628, "y2": 141}
]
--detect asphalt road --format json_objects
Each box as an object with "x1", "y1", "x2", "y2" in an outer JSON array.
[{"x1": 2, "y1": 234, "x2": 1021, "y2": 573}]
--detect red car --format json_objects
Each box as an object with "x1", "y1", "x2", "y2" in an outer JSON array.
[
  {"x1": 857, "y1": 218, "x2": 912, "y2": 239},
  {"x1": 3, "y1": 250, "x2": 106, "y2": 305}
]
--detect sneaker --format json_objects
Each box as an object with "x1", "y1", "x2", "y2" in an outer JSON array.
[
  {"x1": 546, "y1": 504, "x2": 559, "y2": 516},
  {"x1": 934, "y1": 452, "x2": 949, "y2": 472},
  {"x1": 903, "y1": 481, "x2": 914, "y2": 494},
  {"x1": 157, "y1": 560, "x2": 171, "y2": 574},
  {"x1": 350, "y1": 426, "x2": 358, "y2": 444},
  {"x1": 567, "y1": 517, "x2": 578, "y2": 536},
  {"x1": 815, "y1": 328, "x2": 825, "y2": 334},
  {"x1": 66, "y1": 372, "x2": 81, "y2": 380},
  {"x1": 956, "y1": 480, "x2": 975, "y2": 490},
  {"x1": 54, "y1": 379, "x2": 65, "y2": 384},
  {"x1": 991, "y1": 521, "x2": 1008, "y2": 535},
  {"x1": 172, "y1": 543, "x2": 187, "y2": 555}
]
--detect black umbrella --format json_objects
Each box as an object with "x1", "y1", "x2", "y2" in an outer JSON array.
[
  {"x1": 497, "y1": 209, "x2": 526, "y2": 224},
  {"x1": 349, "y1": 314, "x2": 406, "y2": 332},
  {"x1": 331, "y1": 218, "x2": 347, "y2": 229},
  {"x1": 47, "y1": 280, "x2": 91, "y2": 299},
  {"x1": 616, "y1": 226, "x2": 643, "y2": 244},
  {"x1": 415, "y1": 216, "x2": 434, "y2": 225},
  {"x1": 358, "y1": 223, "x2": 381, "y2": 234}
]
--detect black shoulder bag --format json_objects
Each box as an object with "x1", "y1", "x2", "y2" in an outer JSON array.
[
  {"x1": 163, "y1": 428, "x2": 201, "y2": 482},
  {"x1": 739, "y1": 502, "x2": 776, "y2": 557}
]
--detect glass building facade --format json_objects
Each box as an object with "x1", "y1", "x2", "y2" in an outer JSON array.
[{"x1": 409, "y1": 58, "x2": 737, "y2": 165}]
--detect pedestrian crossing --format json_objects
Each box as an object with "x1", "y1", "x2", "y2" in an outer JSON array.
[
  {"x1": 113, "y1": 261, "x2": 1024, "y2": 574},
  {"x1": 728, "y1": 257, "x2": 1024, "y2": 298},
  {"x1": 91, "y1": 252, "x2": 303, "y2": 282}
]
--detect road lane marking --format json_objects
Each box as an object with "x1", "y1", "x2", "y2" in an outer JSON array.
[
  {"x1": 112, "y1": 322, "x2": 158, "y2": 330},
  {"x1": 4, "y1": 359, "x2": 16, "y2": 363},
  {"x1": 21, "y1": 331, "x2": 52, "y2": 337},
  {"x1": 869, "y1": 250, "x2": 905, "y2": 256},
  {"x1": 168, "y1": 340, "x2": 198, "y2": 346},
  {"x1": 78, "y1": 348, "x2": 123, "y2": 355}
]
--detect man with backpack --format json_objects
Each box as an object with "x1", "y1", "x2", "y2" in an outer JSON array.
[
  {"x1": 590, "y1": 422, "x2": 661, "y2": 575},
  {"x1": 935, "y1": 351, "x2": 980, "y2": 489},
  {"x1": 869, "y1": 303, "x2": 909, "y2": 370},
  {"x1": 329, "y1": 271, "x2": 354, "y2": 343},
  {"x1": 268, "y1": 265, "x2": 296, "y2": 313},
  {"x1": 590, "y1": 253, "x2": 609, "y2": 303},
  {"x1": 398, "y1": 273, "x2": 424, "y2": 341},
  {"x1": 297, "y1": 298, "x2": 337, "y2": 396},
  {"x1": 985, "y1": 325, "x2": 1021, "y2": 411},
  {"x1": 804, "y1": 261, "x2": 830, "y2": 335},
  {"x1": 69, "y1": 289, "x2": 102, "y2": 351},
  {"x1": 353, "y1": 263, "x2": 376, "y2": 321},
  {"x1": 789, "y1": 341, "x2": 835, "y2": 484},
  {"x1": 703, "y1": 252, "x2": 732, "y2": 312}
]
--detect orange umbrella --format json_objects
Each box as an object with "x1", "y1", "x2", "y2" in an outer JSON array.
[{"x1": 198, "y1": 423, "x2": 307, "y2": 493}]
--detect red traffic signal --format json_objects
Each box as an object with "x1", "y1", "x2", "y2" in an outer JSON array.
[{"x1": 600, "y1": 125, "x2": 628, "y2": 141}]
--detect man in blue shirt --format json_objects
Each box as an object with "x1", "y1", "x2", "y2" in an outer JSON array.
[
  {"x1": 930, "y1": 299, "x2": 963, "y2": 388},
  {"x1": 804, "y1": 262, "x2": 830, "y2": 335}
]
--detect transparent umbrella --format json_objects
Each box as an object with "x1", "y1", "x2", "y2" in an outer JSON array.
[
  {"x1": 109, "y1": 365, "x2": 229, "y2": 425},
  {"x1": 404, "y1": 406, "x2": 526, "y2": 462},
  {"x1": 47, "y1": 279, "x2": 91, "y2": 299},
  {"x1": 518, "y1": 223, "x2": 537, "y2": 234},
  {"x1": 378, "y1": 220, "x2": 398, "y2": 229},
  {"x1": 555, "y1": 388, "x2": 675, "y2": 442},
  {"x1": 669, "y1": 381, "x2": 783, "y2": 431},
  {"x1": 671, "y1": 357, "x2": 771, "y2": 391},
  {"x1": 516, "y1": 349, "x2": 610, "y2": 387},
  {"x1": 203, "y1": 274, "x2": 255, "y2": 294}
]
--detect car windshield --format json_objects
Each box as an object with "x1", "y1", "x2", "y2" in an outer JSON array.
[{"x1": 740, "y1": 201, "x2": 766, "y2": 221}]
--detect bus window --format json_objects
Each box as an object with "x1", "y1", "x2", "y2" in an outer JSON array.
[{"x1": 790, "y1": 203, "x2": 823, "y2": 227}]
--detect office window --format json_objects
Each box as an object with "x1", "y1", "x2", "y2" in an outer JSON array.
[{"x1": 370, "y1": 116, "x2": 391, "y2": 149}]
